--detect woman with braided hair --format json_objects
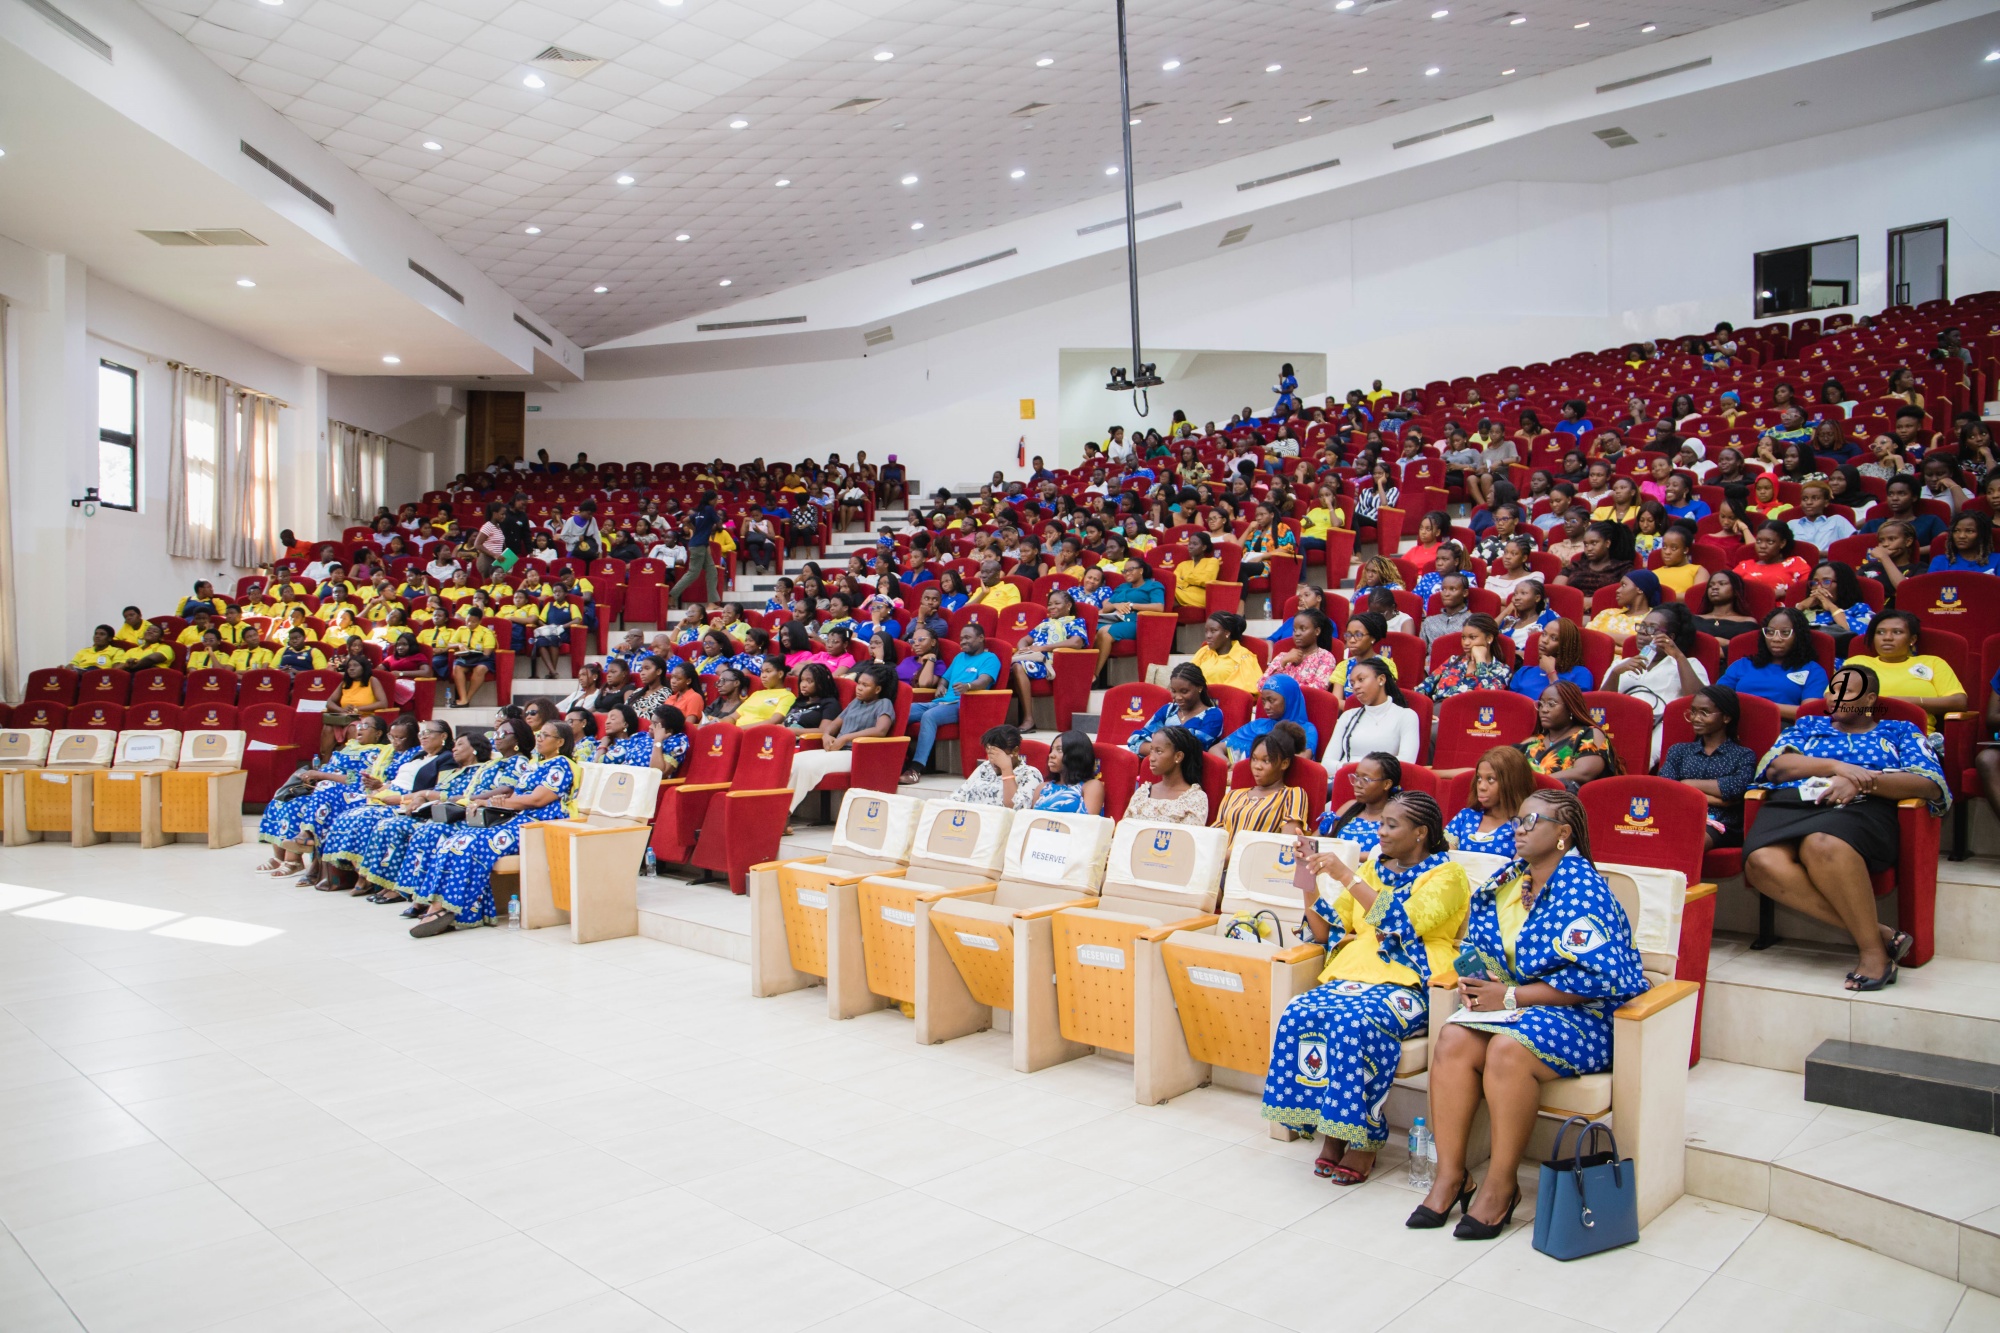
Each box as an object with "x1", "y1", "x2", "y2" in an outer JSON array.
[
  {"x1": 1262, "y1": 789, "x2": 1471, "y2": 1184},
  {"x1": 1410, "y1": 789, "x2": 1649, "y2": 1240}
]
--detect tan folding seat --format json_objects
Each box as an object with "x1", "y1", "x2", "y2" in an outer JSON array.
[
  {"x1": 17, "y1": 730, "x2": 116, "y2": 846},
  {"x1": 0, "y1": 729, "x2": 52, "y2": 841},
  {"x1": 515, "y1": 761, "x2": 663, "y2": 943},
  {"x1": 92, "y1": 729, "x2": 183, "y2": 845},
  {"x1": 160, "y1": 730, "x2": 250, "y2": 848}
]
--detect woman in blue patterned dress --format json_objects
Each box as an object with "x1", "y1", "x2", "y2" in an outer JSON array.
[
  {"x1": 1263, "y1": 792, "x2": 1470, "y2": 1183},
  {"x1": 409, "y1": 721, "x2": 581, "y2": 937},
  {"x1": 1744, "y1": 664, "x2": 1948, "y2": 990},
  {"x1": 1317, "y1": 753, "x2": 1400, "y2": 851},
  {"x1": 565, "y1": 708, "x2": 601, "y2": 764},
  {"x1": 385, "y1": 721, "x2": 533, "y2": 909},
  {"x1": 1009, "y1": 588, "x2": 1090, "y2": 732},
  {"x1": 596, "y1": 703, "x2": 656, "y2": 766},
  {"x1": 312, "y1": 719, "x2": 456, "y2": 893},
  {"x1": 648, "y1": 705, "x2": 691, "y2": 779},
  {"x1": 1414, "y1": 790, "x2": 1650, "y2": 1239},
  {"x1": 1070, "y1": 565, "x2": 1111, "y2": 611},
  {"x1": 1030, "y1": 730, "x2": 1105, "y2": 814},
  {"x1": 1443, "y1": 746, "x2": 1534, "y2": 858},
  {"x1": 254, "y1": 716, "x2": 394, "y2": 878},
  {"x1": 353, "y1": 731, "x2": 496, "y2": 903},
  {"x1": 1125, "y1": 662, "x2": 1225, "y2": 753}
]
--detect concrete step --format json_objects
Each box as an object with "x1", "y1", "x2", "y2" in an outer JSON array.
[
  {"x1": 1806, "y1": 1040, "x2": 2000, "y2": 1137},
  {"x1": 1685, "y1": 1058, "x2": 2000, "y2": 1293}
]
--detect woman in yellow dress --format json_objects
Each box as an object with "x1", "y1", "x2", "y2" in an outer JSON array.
[
  {"x1": 1263, "y1": 791, "x2": 1470, "y2": 1183},
  {"x1": 1174, "y1": 531, "x2": 1223, "y2": 610}
]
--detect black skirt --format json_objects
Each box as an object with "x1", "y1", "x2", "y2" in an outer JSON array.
[{"x1": 1742, "y1": 789, "x2": 1900, "y2": 874}]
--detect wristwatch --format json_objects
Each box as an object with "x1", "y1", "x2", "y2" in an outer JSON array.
[{"x1": 1502, "y1": 986, "x2": 1518, "y2": 1012}]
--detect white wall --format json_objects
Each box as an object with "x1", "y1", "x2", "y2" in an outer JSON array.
[
  {"x1": 1057, "y1": 350, "x2": 1327, "y2": 459},
  {"x1": 525, "y1": 96, "x2": 2000, "y2": 492},
  {"x1": 325, "y1": 375, "x2": 463, "y2": 516}
]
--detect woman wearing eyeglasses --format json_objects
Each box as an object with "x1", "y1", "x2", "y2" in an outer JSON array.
[
  {"x1": 1412, "y1": 790, "x2": 1650, "y2": 1240},
  {"x1": 1262, "y1": 792, "x2": 1470, "y2": 1185},
  {"x1": 1743, "y1": 664, "x2": 1949, "y2": 990}
]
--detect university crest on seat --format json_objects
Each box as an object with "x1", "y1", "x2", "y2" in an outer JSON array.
[{"x1": 1618, "y1": 796, "x2": 1658, "y2": 836}]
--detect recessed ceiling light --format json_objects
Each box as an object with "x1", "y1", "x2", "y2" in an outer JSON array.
[
  {"x1": 1425, "y1": 66, "x2": 1440, "y2": 75},
  {"x1": 874, "y1": 50, "x2": 893, "y2": 61},
  {"x1": 675, "y1": 233, "x2": 690, "y2": 241},
  {"x1": 719, "y1": 278, "x2": 732, "y2": 286},
  {"x1": 1987, "y1": 50, "x2": 2000, "y2": 61},
  {"x1": 1105, "y1": 165, "x2": 1120, "y2": 173},
  {"x1": 1266, "y1": 63, "x2": 1282, "y2": 72},
  {"x1": 524, "y1": 225, "x2": 541, "y2": 234},
  {"x1": 593, "y1": 285, "x2": 609, "y2": 293},
  {"x1": 1036, "y1": 56, "x2": 1054, "y2": 66},
  {"x1": 422, "y1": 140, "x2": 442, "y2": 151},
  {"x1": 1502, "y1": 67, "x2": 1517, "y2": 74},
  {"x1": 901, "y1": 174, "x2": 918, "y2": 184},
  {"x1": 1352, "y1": 66, "x2": 1368, "y2": 73},
  {"x1": 660, "y1": 0, "x2": 681, "y2": 6},
  {"x1": 1217, "y1": 116, "x2": 1232, "y2": 123},
  {"x1": 729, "y1": 118, "x2": 748, "y2": 129},
  {"x1": 1010, "y1": 168, "x2": 1026, "y2": 178},
  {"x1": 1431, "y1": 8, "x2": 1448, "y2": 16},
  {"x1": 1335, "y1": 0, "x2": 1354, "y2": 8},
  {"x1": 522, "y1": 73, "x2": 545, "y2": 89},
  {"x1": 616, "y1": 174, "x2": 635, "y2": 184},
  {"x1": 1129, "y1": 117, "x2": 1141, "y2": 125},
  {"x1": 1510, "y1": 13, "x2": 1527, "y2": 22},
  {"x1": 235, "y1": 278, "x2": 256, "y2": 288},
  {"x1": 256, "y1": 0, "x2": 281, "y2": 6},
  {"x1": 1573, "y1": 20, "x2": 1589, "y2": 27},
  {"x1": 1298, "y1": 114, "x2": 1312, "y2": 122},
  {"x1": 382, "y1": 355, "x2": 401, "y2": 365},
  {"x1": 775, "y1": 178, "x2": 790, "y2": 186},
  {"x1": 910, "y1": 221, "x2": 923, "y2": 230},
  {"x1": 1640, "y1": 22, "x2": 1657, "y2": 31},
  {"x1": 1161, "y1": 59, "x2": 1180, "y2": 70}
]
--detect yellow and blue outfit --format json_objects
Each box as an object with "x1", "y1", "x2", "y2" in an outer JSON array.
[
  {"x1": 414, "y1": 755, "x2": 578, "y2": 925},
  {"x1": 1451, "y1": 853, "x2": 1651, "y2": 1076},
  {"x1": 1261, "y1": 852, "x2": 1470, "y2": 1146},
  {"x1": 1016, "y1": 615, "x2": 1086, "y2": 682}
]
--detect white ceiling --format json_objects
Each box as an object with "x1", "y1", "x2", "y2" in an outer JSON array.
[{"x1": 137, "y1": 0, "x2": 1791, "y2": 347}]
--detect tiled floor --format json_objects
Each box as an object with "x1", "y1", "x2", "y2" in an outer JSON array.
[{"x1": 1, "y1": 832, "x2": 1992, "y2": 1333}]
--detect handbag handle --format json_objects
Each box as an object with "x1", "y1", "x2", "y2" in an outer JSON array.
[{"x1": 1556, "y1": 1115, "x2": 1624, "y2": 1229}]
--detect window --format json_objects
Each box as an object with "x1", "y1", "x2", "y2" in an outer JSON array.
[
  {"x1": 1753, "y1": 236, "x2": 1858, "y2": 318},
  {"x1": 96, "y1": 360, "x2": 137, "y2": 510}
]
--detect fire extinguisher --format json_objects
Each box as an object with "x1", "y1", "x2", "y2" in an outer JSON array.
[{"x1": 1016, "y1": 436, "x2": 1026, "y2": 468}]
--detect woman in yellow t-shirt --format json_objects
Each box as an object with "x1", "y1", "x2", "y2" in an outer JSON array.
[
  {"x1": 1174, "y1": 531, "x2": 1224, "y2": 609},
  {"x1": 734, "y1": 657, "x2": 798, "y2": 727},
  {"x1": 1652, "y1": 526, "x2": 1707, "y2": 597},
  {"x1": 1188, "y1": 611, "x2": 1262, "y2": 694},
  {"x1": 1262, "y1": 790, "x2": 1469, "y2": 1181},
  {"x1": 1842, "y1": 611, "x2": 1966, "y2": 731}
]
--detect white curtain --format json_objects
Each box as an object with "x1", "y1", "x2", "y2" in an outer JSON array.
[
  {"x1": 0, "y1": 303, "x2": 17, "y2": 700},
  {"x1": 169, "y1": 365, "x2": 226, "y2": 560},
  {"x1": 169, "y1": 363, "x2": 283, "y2": 566},
  {"x1": 229, "y1": 394, "x2": 281, "y2": 567},
  {"x1": 326, "y1": 420, "x2": 391, "y2": 521}
]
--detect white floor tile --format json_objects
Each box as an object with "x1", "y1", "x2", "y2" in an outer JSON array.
[
  {"x1": 274, "y1": 1185, "x2": 517, "y2": 1286},
  {"x1": 0, "y1": 1139, "x2": 205, "y2": 1231},
  {"x1": 342, "y1": 1232, "x2": 608, "y2": 1333},
  {"x1": 787, "y1": 1191, "x2": 1022, "y2": 1287},
  {"x1": 904, "y1": 1235, "x2": 1169, "y2": 1333},
  {"x1": 1185, "y1": 1229, "x2": 1443, "y2": 1331},
  {"x1": 13, "y1": 1180, "x2": 265, "y2": 1286},
  {"x1": 1041, "y1": 1185, "x2": 1276, "y2": 1285},
  {"x1": 1717, "y1": 1218, "x2": 1967, "y2": 1332},
  {"x1": 526, "y1": 1186, "x2": 769, "y2": 1287},
  {"x1": 917, "y1": 1148, "x2": 1137, "y2": 1232},
  {"x1": 57, "y1": 1231, "x2": 332, "y2": 1333},
  {"x1": 624, "y1": 1234, "x2": 889, "y2": 1333}
]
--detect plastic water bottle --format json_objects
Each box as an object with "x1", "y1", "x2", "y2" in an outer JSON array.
[
  {"x1": 1407, "y1": 1117, "x2": 1436, "y2": 1190},
  {"x1": 507, "y1": 897, "x2": 521, "y2": 928},
  {"x1": 644, "y1": 849, "x2": 657, "y2": 878}
]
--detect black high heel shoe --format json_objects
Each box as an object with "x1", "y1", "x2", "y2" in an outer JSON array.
[
  {"x1": 1405, "y1": 1174, "x2": 1473, "y2": 1229},
  {"x1": 1452, "y1": 1187, "x2": 1520, "y2": 1240}
]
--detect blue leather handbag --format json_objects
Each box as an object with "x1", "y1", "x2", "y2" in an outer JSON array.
[{"x1": 1532, "y1": 1116, "x2": 1639, "y2": 1261}]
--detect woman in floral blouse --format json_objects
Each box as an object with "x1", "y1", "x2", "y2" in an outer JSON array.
[
  {"x1": 1514, "y1": 679, "x2": 1621, "y2": 790},
  {"x1": 1418, "y1": 615, "x2": 1512, "y2": 701}
]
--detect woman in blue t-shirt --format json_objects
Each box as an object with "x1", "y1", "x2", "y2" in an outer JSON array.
[
  {"x1": 1508, "y1": 617, "x2": 1593, "y2": 698},
  {"x1": 1716, "y1": 607, "x2": 1828, "y2": 722}
]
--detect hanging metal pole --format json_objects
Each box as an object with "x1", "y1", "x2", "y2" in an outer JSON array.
[{"x1": 1109, "y1": 0, "x2": 1157, "y2": 412}]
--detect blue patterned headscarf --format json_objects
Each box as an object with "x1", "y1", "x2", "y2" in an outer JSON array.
[{"x1": 1224, "y1": 671, "x2": 1318, "y2": 757}]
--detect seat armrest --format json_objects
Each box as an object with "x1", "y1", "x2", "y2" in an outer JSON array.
[
  {"x1": 1274, "y1": 942, "x2": 1324, "y2": 964},
  {"x1": 763, "y1": 854, "x2": 825, "y2": 871},
  {"x1": 1015, "y1": 897, "x2": 1099, "y2": 920},
  {"x1": 729, "y1": 788, "x2": 799, "y2": 799},
  {"x1": 674, "y1": 782, "x2": 732, "y2": 794},
  {"x1": 1429, "y1": 970, "x2": 1460, "y2": 988},
  {"x1": 1687, "y1": 882, "x2": 1719, "y2": 903},
  {"x1": 1614, "y1": 978, "x2": 1698, "y2": 1020},
  {"x1": 1142, "y1": 913, "x2": 1221, "y2": 941},
  {"x1": 918, "y1": 882, "x2": 998, "y2": 903}
]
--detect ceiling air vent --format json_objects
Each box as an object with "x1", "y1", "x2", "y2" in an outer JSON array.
[
  {"x1": 830, "y1": 97, "x2": 886, "y2": 114},
  {"x1": 912, "y1": 249, "x2": 1019, "y2": 285},
  {"x1": 1011, "y1": 103, "x2": 1051, "y2": 118},
  {"x1": 1595, "y1": 57, "x2": 1711, "y2": 93},
  {"x1": 1220, "y1": 225, "x2": 1253, "y2": 247},
  {"x1": 240, "y1": 142, "x2": 335, "y2": 214},
  {"x1": 139, "y1": 229, "x2": 267, "y2": 247},
  {"x1": 1078, "y1": 203, "x2": 1182, "y2": 236},
  {"x1": 408, "y1": 260, "x2": 464, "y2": 304},
  {"x1": 696, "y1": 316, "x2": 808, "y2": 332},
  {"x1": 530, "y1": 46, "x2": 605, "y2": 77},
  {"x1": 513, "y1": 314, "x2": 553, "y2": 346},
  {"x1": 864, "y1": 326, "x2": 895, "y2": 347},
  {"x1": 1237, "y1": 159, "x2": 1339, "y2": 191},
  {"x1": 1592, "y1": 126, "x2": 1640, "y2": 148},
  {"x1": 21, "y1": 0, "x2": 109, "y2": 60},
  {"x1": 1392, "y1": 115, "x2": 1494, "y2": 150},
  {"x1": 1128, "y1": 101, "x2": 1161, "y2": 115}
]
